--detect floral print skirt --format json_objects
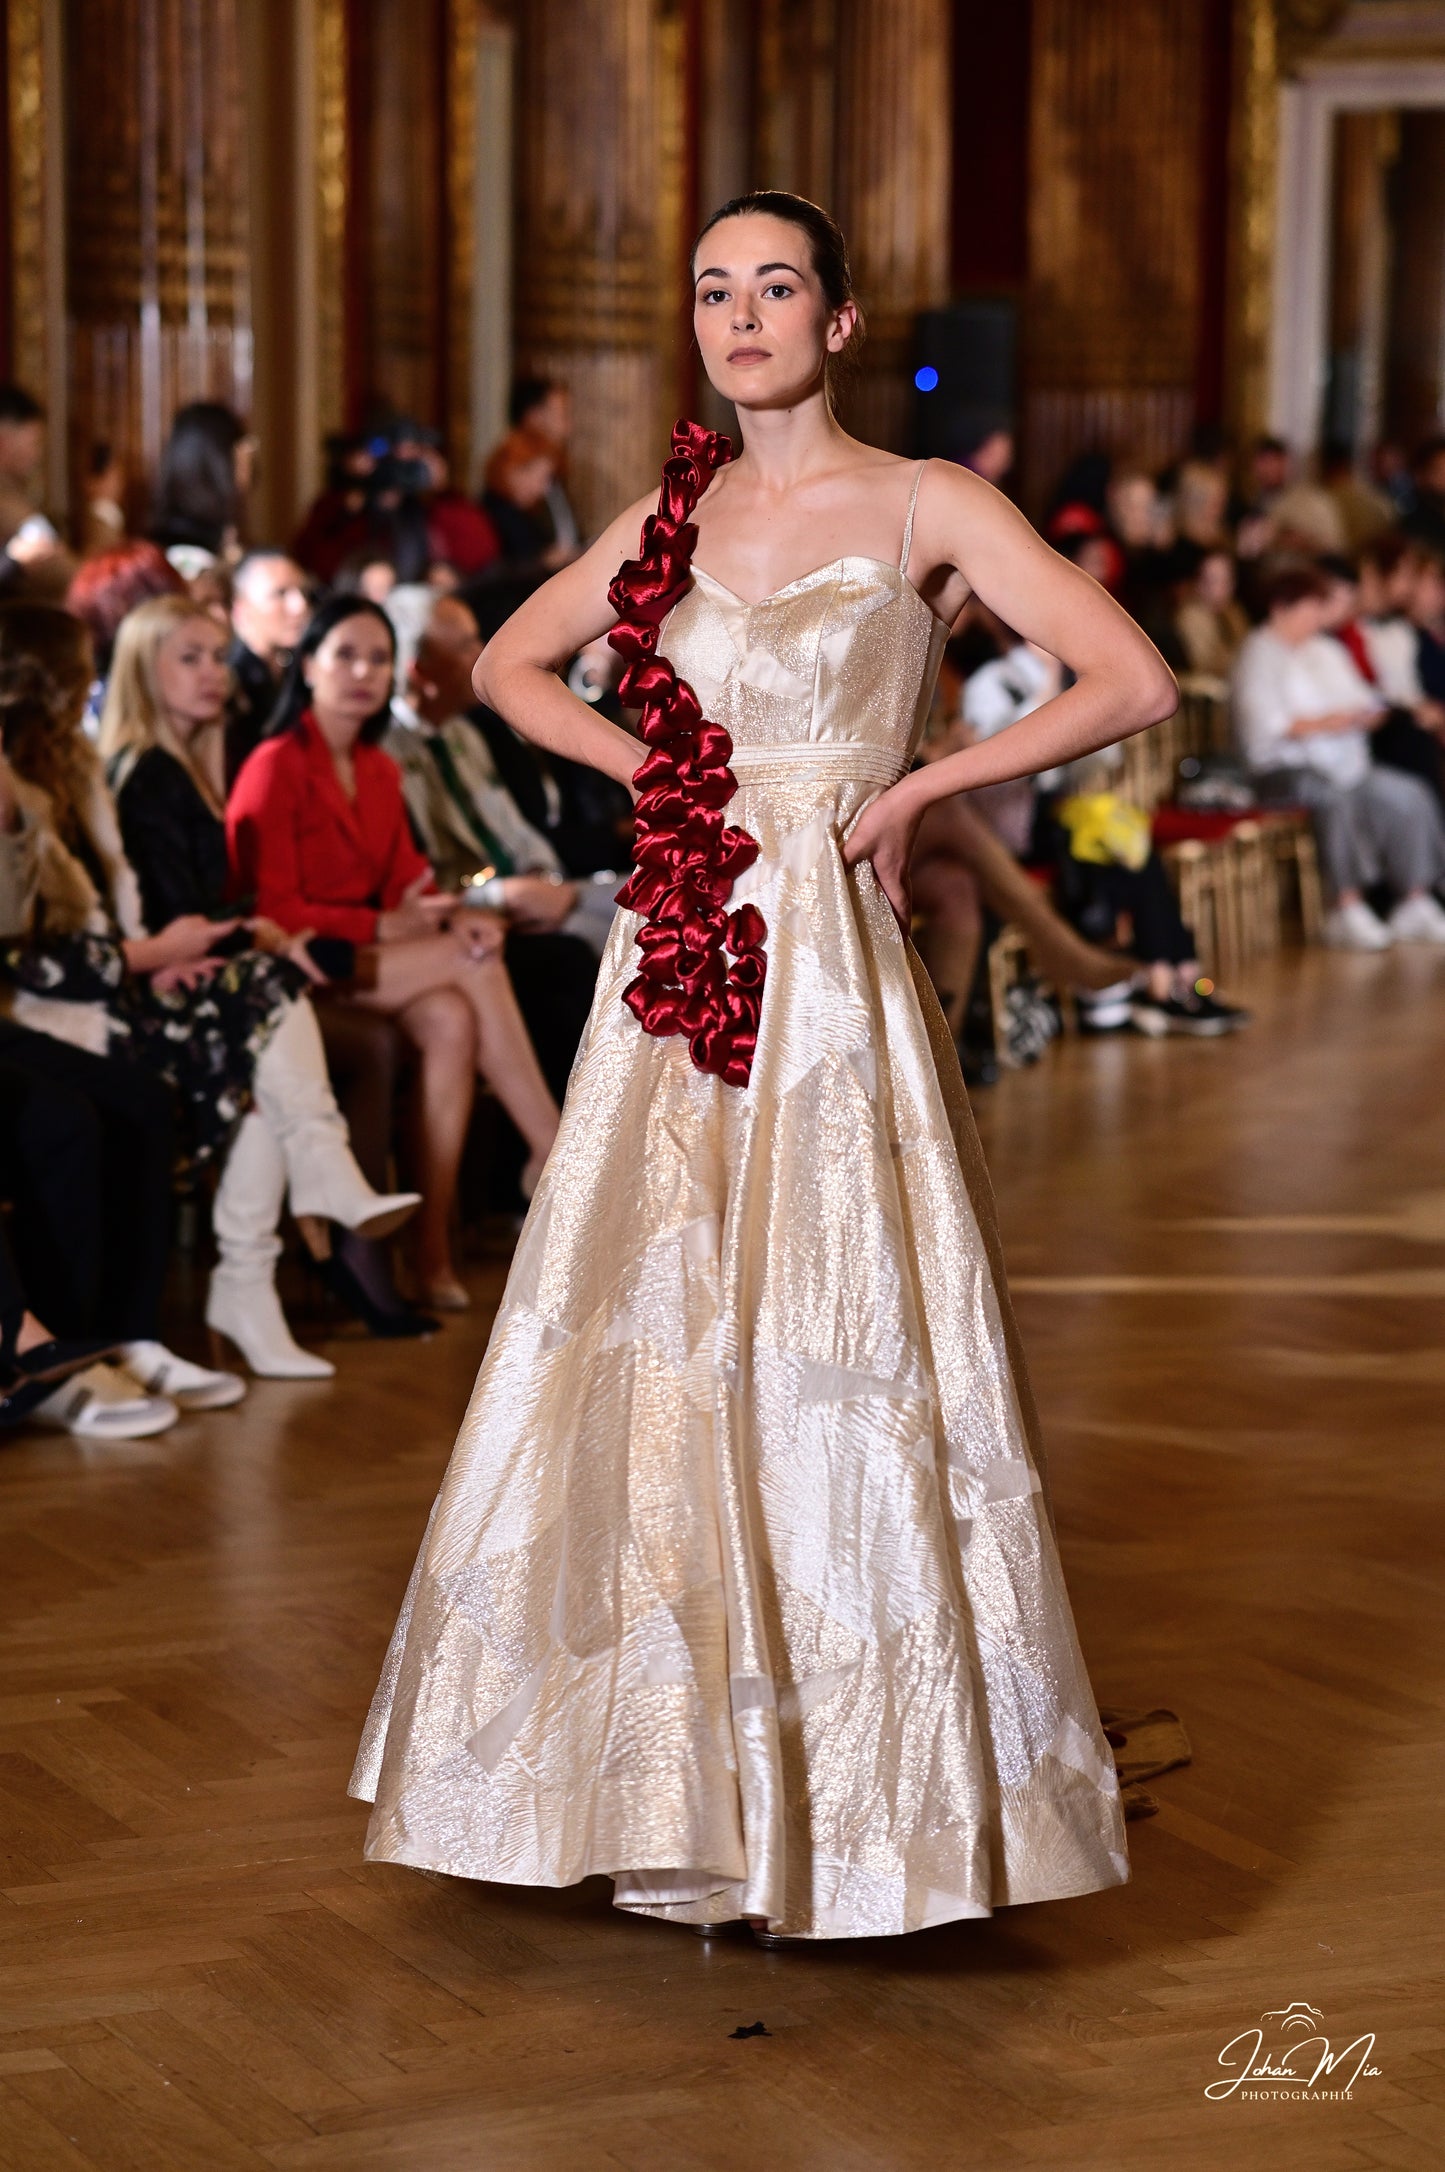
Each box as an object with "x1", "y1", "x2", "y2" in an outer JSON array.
[{"x1": 1, "y1": 929, "x2": 307, "y2": 1170}]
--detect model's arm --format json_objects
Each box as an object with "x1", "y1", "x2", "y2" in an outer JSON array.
[
  {"x1": 909, "y1": 463, "x2": 1177, "y2": 801},
  {"x1": 473, "y1": 492, "x2": 658, "y2": 794},
  {"x1": 846, "y1": 462, "x2": 1178, "y2": 930}
]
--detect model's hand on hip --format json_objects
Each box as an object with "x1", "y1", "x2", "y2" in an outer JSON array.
[{"x1": 841, "y1": 779, "x2": 925, "y2": 937}]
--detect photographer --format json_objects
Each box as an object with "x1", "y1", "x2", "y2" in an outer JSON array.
[{"x1": 292, "y1": 420, "x2": 499, "y2": 587}]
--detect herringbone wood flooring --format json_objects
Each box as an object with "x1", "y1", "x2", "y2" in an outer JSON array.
[{"x1": 1, "y1": 947, "x2": 1441, "y2": 2170}]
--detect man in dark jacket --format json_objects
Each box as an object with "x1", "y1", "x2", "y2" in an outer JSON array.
[{"x1": 225, "y1": 550, "x2": 310, "y2": 784}]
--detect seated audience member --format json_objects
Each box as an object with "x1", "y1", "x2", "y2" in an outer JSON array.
[
  {"x1": 226, "y1": 549, "x2": 311, "y2": 785},
  {"x1": 386, "y1": 588, "x2": 620, "y2": 956},
  {"x1": 907, "y1": 700, "x2": 1136, "y2": 1048},
  {"x1": 1174, "y1": 545, "x2": 1249, "y2": 679},
  {"x1": 1239, "y1": 433, "x2": 1290, "y2": 523},
  {"x1": 1264, "y1": 458, "x2": 1348, "y2": 556},
  {"x1": 1333, "y1": 545, "x2": 1445, "y2": 808},
  {"x1": 0, "y1": 598, "x2": 416, "y2": 1387},
  {"x1": 956, "y1": 634, "x2": 1246, "y2": 1035},
  {"x1": 0, "y1": 384, "x2": 76, "y2": 603},
  {"x1": 1403, "y1": 436, "x2": 1445, "y2": 555},
  {"x1": 66, "y1": 540, "x2": 186, "y2": 732},
  {"x1": 1170, "y1": 459, "x2": 1230, "y2": 551},
  {"x1": 82, "y1": 441, "x2": 128, "y2": 555},
  {"x1": 957, "y1": 631, "x2": 1057, "y2": 854},
  {"x1": 227, "y1": 595, "x2": 561, "y2": 1310},
  {"x1": 0, "y1": 1191, "x2": 118, "y2": 1432},
  {"x1": 0, "y1": 1034, "x2": 180, "y2": 1438},
  {"x1": 470, "y1": 636, "x2": 637, "y2": 878},
  {"x1": 149, "y1": 402, "x2": 253, "y2": 561},
  {"x1": 0, "y1": 742, "x2": 181, "y2": 1437},
  {"x1": 1106, "y1": 467, "x2": 1177, "y2": 624},
  {"x1": 1346, "y1": 538, "x2": 1424, "y2": 700},
  {"x1": 333, "y1": 550, "x2": 399, "y2": 604},
  {"x1": 1232, "y1": 563, "x2": 1445, "y2": 948},
  {"x1": 1321, "y1": 443, "x2": 1394, "y2": 553},
  {"x1": 1409, "y1": 547, "x2": 1445, "y2": 704},
  {"x1": 68, "y1": 542, "x2": 185, "y2": 676},
  {"x1": 385, "y1": 591, "x2": 604, "y2": 1197},
  {"x1": 480, "y1": 449, "x2": 568, "y2": 589},
  {"x1": 952, "y1": 420, "x2": 1014, "y2": 487},
  {"x1": 294, "y1": 424, "x2": 499, "y2": 588},
  {"x1": 482, "y1": 378, "x2": 580, "y2": 563}
]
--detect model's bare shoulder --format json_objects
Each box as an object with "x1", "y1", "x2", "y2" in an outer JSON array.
[{"x1": 911, "y1": 458, "x2": 1054, "y2": 581}]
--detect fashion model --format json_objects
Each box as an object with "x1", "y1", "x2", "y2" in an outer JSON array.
[{"x1": 351, "y1": 192, "x2": 1177, "y2": 1942}]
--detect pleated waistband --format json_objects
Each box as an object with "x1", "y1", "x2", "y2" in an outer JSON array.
[{"x1": 727, "y1": 741, "x2": 905, "y2": 787}]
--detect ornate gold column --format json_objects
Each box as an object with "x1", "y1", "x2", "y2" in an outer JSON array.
[
  {"x1": 6, "y1": 0, "x2": 68, "y2": 512},
  {"x1": 6, "y1": 0, "x2": 47, "y2": 401},
  {"x1": 64, "y1": 0, "x2": 253, "y2": 523},
  {"x1": 1024, "y1": 0, "x2": 1210, "y2": 508},
  {"x1": 1224, "y1": 0, "x2": 1280, "y2": 449},
  {"x1": 513, "y1": 0, "x2": 687, "y2": 535},
  {"x1": 831, "y1": 0, "x2": 952, "y2": 453}
]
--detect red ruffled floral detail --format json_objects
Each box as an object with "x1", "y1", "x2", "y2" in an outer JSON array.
[{"x1": 608, "y1": 419, "x2": 767, "y2": 1088}]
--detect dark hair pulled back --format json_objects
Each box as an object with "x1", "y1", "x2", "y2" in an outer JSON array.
[
  {"x1": 267, "y1": 592, "x2": 397, "y2": 745},
  {"x1": 691, "y1": 191, "x2": 865, "y2": 393}
]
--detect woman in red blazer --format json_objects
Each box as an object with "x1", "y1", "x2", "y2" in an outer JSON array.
[{"x1": 227, "y1": 596, "x2": 559, "y2": 1304}]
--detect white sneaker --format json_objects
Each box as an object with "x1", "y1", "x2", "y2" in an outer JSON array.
[
  {"x1": 1387, "y1": 891, "x2": 1445, "y2": 946},
  {"x1": 32, "y1": 1363, "x2": 179, "y2": 1440},
  {"x1": 1324, "y1": 899, "x2": 1394, "y2": 950},
  {"x1": 117, "y1": 1339, "x2": 246, "y2": 1411}
]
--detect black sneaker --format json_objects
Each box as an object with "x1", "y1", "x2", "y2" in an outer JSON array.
[{"x1": 1130, "y1": 990, "x2": 1250, "y2": 1037}]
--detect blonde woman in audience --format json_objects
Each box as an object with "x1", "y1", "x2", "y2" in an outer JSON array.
[{"x1": 0, "y1": 599, "x2": 418, "y2": 1383}]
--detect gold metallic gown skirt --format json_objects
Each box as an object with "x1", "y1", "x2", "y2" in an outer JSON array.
[{"x1": 350, "y1": 738, "x2": 1130, "y2": 1940}]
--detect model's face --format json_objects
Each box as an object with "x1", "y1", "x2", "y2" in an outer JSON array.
[
  {"x1": 303, "y1": 613, "x2": 395, "y2": 736},
  {"x1": 155, "y1": 615, "x2": 231, "y2": 739},
  {"x1": 234, "y1": 555, "x2": 310, "y2": 659},
  {"x1": 692, "y1": 213, "x2": 854, "y2": 410}
]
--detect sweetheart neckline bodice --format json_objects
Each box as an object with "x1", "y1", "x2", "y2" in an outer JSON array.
[{"x1": 689, "y1": 554, "x2": 940, "y2": 625}]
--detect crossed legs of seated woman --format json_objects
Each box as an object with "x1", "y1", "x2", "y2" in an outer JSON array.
[
  {"x1": 224, "y1": 598, "x2": 561, "y2": 1311},
  {"x1": 910, "y1": 793, "x2": 1131, "y2": 1039},
  {"x1": 352, "y1": 933, "x2": 559, "y2": 1303}
]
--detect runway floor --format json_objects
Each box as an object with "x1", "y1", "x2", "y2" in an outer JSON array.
[{"x1": 1, "y1": 946, "x2": 1441, "y2": 2170}]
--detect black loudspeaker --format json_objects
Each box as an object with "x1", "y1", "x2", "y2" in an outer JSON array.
[{"x1": 912, "y1": 302, "x2": 1017, "y2": 462}]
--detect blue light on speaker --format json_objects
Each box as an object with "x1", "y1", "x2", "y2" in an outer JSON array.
[{"x1": 914, "y1": 366, "x2": 939, "y2": 393}]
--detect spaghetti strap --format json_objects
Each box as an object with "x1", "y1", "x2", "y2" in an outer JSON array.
[{"x1": 899, "y1": 459, "x2": 927, "y2": 577}]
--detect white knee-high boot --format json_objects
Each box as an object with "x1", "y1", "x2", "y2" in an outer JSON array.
[
  {"x1": 205, "y1": 1111, "x2": 335, "y2": 1379},
  {"x1": 251, "y1": 999, "x2": 419, "y2": 1237}
]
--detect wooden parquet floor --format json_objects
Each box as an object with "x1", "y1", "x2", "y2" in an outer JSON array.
[{"x1": 2, "y1": 946, "x2": 1442, "y2": 2172}]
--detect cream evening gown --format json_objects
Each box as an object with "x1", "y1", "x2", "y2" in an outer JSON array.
[{"x1": 350, "y1": 465, "x2": 1130, "y2": 1939}]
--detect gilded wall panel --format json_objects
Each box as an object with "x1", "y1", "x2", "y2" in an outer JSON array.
[
  {"x1": 1025, "y1": 0, "x2": 1208, "y2": 499},
  {"x1": 513, "y1": 0, "x2": 687, "y2": 531},
  {"x1": 65, "y1": 0, "x2": 252, "y2": 515}
]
